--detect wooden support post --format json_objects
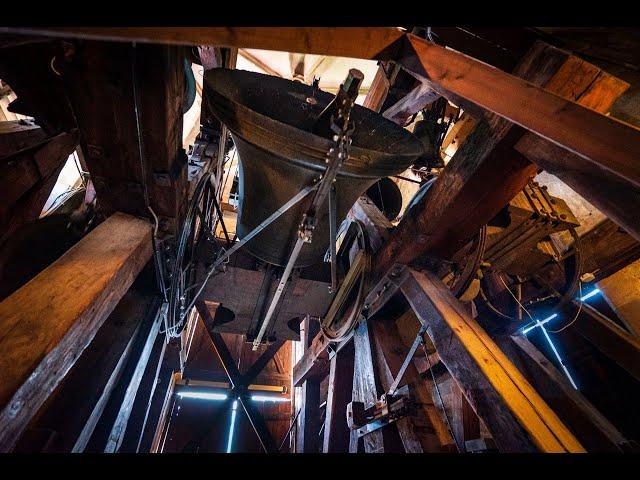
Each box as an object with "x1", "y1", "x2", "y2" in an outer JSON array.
[
  {"x1": 0, "y1": 212, "x2": 152, "y2": 452},
  {"x1": 368, "y1": 317, "x2": 455, "y2": 452},
  {"x1": 498, "y1": 334, "x2": 629, "y2": 452},
  {"x1": 322, "y1": 339, "x2": 354, "y2": 452},
  {"x1": 349, "y1": 318, "x2": 403, "y2": 453},
  {"x1": 61, "y1": 41, "x2": 188, "y2": 236},
  {"x1": 401, "y1": 268, "x2": 585, "y2": 452},
  {"x1": 295, "y1": 315, "x2": 322, "y2": 453}
]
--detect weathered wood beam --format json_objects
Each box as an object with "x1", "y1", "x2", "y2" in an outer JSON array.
[
  {"x1": 400, "y1": 34, "x2": 640, "y2": 188},
  {"x1": 4, "y1": 27, "x2": 406, "y2": 60},
  {"x1": 573, "y1": 302, "x2": 640, "y2": 383},
  {"x1": 12, "y1": 282, "x2": 158, "y2": 452},
  {"x1": 580, "y1": 219, "x2": 640, "y2": 283},
  {"x1": 0, "y1": 212, "x2": 152, "y2": 451},
  {"x1": 0, "y1": 130, "x2": 78, "y2": 245},
  {"x1": 401, "y1": 268, "x2": 584, "y2": 452},
  {"x1": 322, "y1": 340, "x2": 354, "y2": 453},
  {"x1": 381, "y1": 82, "x2": 438, "y2": 126},
  {"x1": 368, "y1": 316, "x2": 455, "y2": 452},
  {"x1": 349, "y1": 318, "x2": 404, "y2": 453},
  {"x1": 498, "y1": 334, "x2": 629, "y2": 452},
  {"x1": 373, "y1": 40, "x2": 632, "y2": 280},
  {"x1": 363, "y1": 63, "x2": 395, "y2": 112},
  {"x1": 295, "y1": 315, "x2": 322, "y2": 453},
  {"x1": 0, "y1": 120, "x2": 47, "y2": 159},
  {"x1": 61, "y1": 41, "x2": 187, "y2": 236}
]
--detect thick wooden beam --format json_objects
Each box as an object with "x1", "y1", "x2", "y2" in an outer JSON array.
[
  {"x1": 580, "y1": 219, "x2": 640, "y2": 283},
  {"x1": 368, "y1": 316, "x2": 455, "y2": 452},
  {"x1": 401, "y1": 34, "x2": 640, "y2": 188},
  {"x1": 0, "y1": 119, "x2": 47, "y2": 158},
  {"x1": 401, "y1": 268, "x2": 584, "y2": 453},
  {"x1": 574, "y1": 302, "x2": 640, "y2": 383},
  {"x1": 382, "y1": 82, "x2": 438, "y2": 126},
  {"x1": 373, "y1": 41, "x2": 631, "y2": 279},
  {"x1": 322, "y1": 340, "x2": 354, "y2": 453},
  {"x1": 5, "y1": 27, "x2": 406, "y2": 61},
  {"x1": 0, "y1": 131, "x2": 78, "y2": 244},
  {"x1": 295, "y1": 315, "x2": 322, "y2": 453},
  {"x1": 349, "y1": 318, "x2": 404, "y2": 453},
  {"x1": 499, "y1": 334, "x2": 628, "y2": 452},
  {"x1": 61, "y1": 41, "x2": 187, "y2": 236},
  {"x1": 0, "y1": 212, "x2": 152, "y2": 451},
  {"x1": 12, "y1": 283, "x2": 158, "y2": 452}
]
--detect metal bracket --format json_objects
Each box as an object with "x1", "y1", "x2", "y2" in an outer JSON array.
[{"x1": 347, "y1": 384, "x2": 415, "y2": 438}]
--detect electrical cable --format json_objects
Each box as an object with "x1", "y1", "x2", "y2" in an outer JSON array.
[
  {"x1": 548, "y1": 282, "x2": 583, "y2": 334},
  {"x1": 499, "y1": 275, "x2": 535, "y2": 322},
  {"x1": 131, "y1": 41, "x2": 168, "y2": 303}
]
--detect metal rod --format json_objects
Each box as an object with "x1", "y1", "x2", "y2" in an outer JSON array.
[
  {"x1": 387, "y1": 326, "x2": 426, "y2": 396},
  {"x1": 329, "y1": 184, "x2": 338, "y2": 293},
  {"x1": 252, "y1": 236, "x2": 305, "y2": 350},
  {"x1": 181, "y1": 184, "x2": 317, "y2": 321},
  {"x1": 279, "y1": 408, "x2": 302, "y2": 452}
]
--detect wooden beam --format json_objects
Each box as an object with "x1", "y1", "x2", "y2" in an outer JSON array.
[
  {"x1": 0, "y1": 120, "x2": 47, "y2": 159},
  {"x1": 382, "y1": 82, "x2": 438, "y2": 126},
  {"x1": 373, "y1": 40, "x2": 631, "y2": 280},
  {"x1": 368, "y1": 316, "x2": 455, "y2": 452},
  {"x1": 0, "y1": 212, "x2": 152, "y2": 451},
  {"x1": 574, "y1": 302, "x2": 640, "y2": 383},
  {"x1": 401, "y1": 268, "x2": 584, "y2": 452},
  {"x1": 363, "y1": 64, "x2": 393, "y2": 112},
  {"x1": 499, "y1": 334, "x2": 628, "y2": 452},
  {"x1": 401, "y1": 34, "x2": 640, "y2": 189},
  {"x1": 322, "y1": 340, "x2": 354, "y2": 453},
  {"x1": 61, "y1": 41, "x2": 187, "y2": 236},
  {"x1": 349, "y1": 318, "x2": 404, "y2": 453},
  {"x1": 295, "y1": 315, "x2": 322, "y2": 453},
  {"x1": 580, "y1": 219, "x2": 640, "y2": 283},
  {"x1": 0, "y1": 131, "x2": 78, "y2": 245},
  {"x1": 12, "y1": 285, "x2": 158, "y2": 452},
  {"x1": 5, "y1": 27, "x2": 406, "y2": 60}
]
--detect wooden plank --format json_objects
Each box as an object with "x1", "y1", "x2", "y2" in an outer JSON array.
[
  {"x1": 401, "y1": 34, "x2": 640, "y2": 189},
  {"x1": 500, "y1": 334, "x2": 628, "y2": 452},
  {"x1": 322, "y1": 339, "x2": 354, "y2": 452},
  {"x1": 598, "y1": 259, "x2": 640, "y2": 337},
  {"x1": 0, "y1": 131, "x2": 78, "y2": 245},
  {"x1": 0, "y1": 212, "x2": 152, "y2": 451},
  {"x1": 362, "y1": 65, "x2": 391, "y2": 112},
  {"x1": 5, "y1": 27, "x2": 406, "y2": 60},
  {"x1": 401, "y1": 268, "x2": 584, "y2": 453}
]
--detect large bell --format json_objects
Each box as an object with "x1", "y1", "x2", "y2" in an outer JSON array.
[{"x1": 204, "y1": 69, "x2": 423, "y2": 267}]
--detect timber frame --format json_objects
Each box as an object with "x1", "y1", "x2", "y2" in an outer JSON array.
[{"x1": 1, "y1": 26, "x2": 639, "y2": 453}]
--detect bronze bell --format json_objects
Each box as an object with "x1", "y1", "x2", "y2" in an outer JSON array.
[{"x1": 204, "y1": 68, "x2": 423, "y2": 267}]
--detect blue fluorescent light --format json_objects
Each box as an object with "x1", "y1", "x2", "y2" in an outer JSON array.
[
  {"x1": 177, "y1": 391, "x2": 228, "y2": 401},
  {"x1": 522, "y1": 313, "x2": 558, "y2": 335},
  {"x1": 538, "y1": 325, "x2": 578, "y2": 390},
  {"x1": 579, "y1": 288, "x2": 601, "y2": 302},
  {"x1": 251, "y1": 395, "x2": 289, "y2": 403},
  {"x1": 226, "y1": 400, "x2": 238, "y2": 453}
]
